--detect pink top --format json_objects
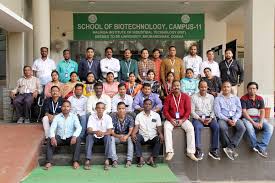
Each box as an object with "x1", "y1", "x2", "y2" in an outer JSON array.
[
  {"x1": 44, "y1": 81, "x2": 64, "y2": 98},
  {"x1": 103, "y1": 82, "x2": 119, "y2": 98}
]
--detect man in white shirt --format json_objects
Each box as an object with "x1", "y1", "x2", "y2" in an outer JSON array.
[
  {"x1": 100, "y1": 47, "x2": 120, "y2": 80},
  {"x1": 131, "y1": 98, "x2": 164, "y2": 168},
  {"x1": 191, "y1": 80, "x2": 220, "y2": 160},
  {"x1": 44, "y1": 101, "x2": 82, "y2": 170},
  {"x1": 200, "y1": 50, "x2": 220, "y2": 77},
  {"x1": 111, "y1": 83, "x2": 133, "y2": 113},
  {"x1": 87, "y1": 82, "x2": 111, "y2": 114},
  {"x1": 183, "y1": 44, "x2": 202, "y2": 78},
  {"x1": 32, "y1": 47, "x2": 56, "y2": 86},
  {"x1": 68, "y1": 83, "x2": 88, "y2": 142},
  {"x1": 84, "y1": 102, "x2": 113, "y2": 170}
]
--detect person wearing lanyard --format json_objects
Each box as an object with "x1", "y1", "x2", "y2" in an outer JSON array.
[
  {"x1": 214, "y1": 81, "x2": 245, "y2": 161},
  {"x1": 161, "y1": 46, "x2": 185, "y2": 84},
  {"x1": 191, "y1": 80, "x2": 220, "y2": 160},
  {"x1": 118, "y1": 49, "x2": 138, "y2": 82},
  {"x1": 183, "y1": 44, "x2": 202, "y2": 79},
  {"x1": 85, "y1": 102, "x2": 113, "y2": 170},
  {"x1": 163, "y1": 80, "x2": 198, "y2": 161},
  {"x1": 219, "y1": 48, "x2": 244, "y2": 96},
  {"x1": 125, "y1": 72, "x2": 143, "y2": 98},
  {"x1": 137, "y1": 48, "x2": 155, "y2": 82},
  {"x1": 56, "y1": 49, "x2": 78, "y2": 83},
  {"x1": 78, "y1": 47, "x2": 101, "y2": 81},
  {"x1": 110, "y1": 102, "x2": 134, "y2": 168}
]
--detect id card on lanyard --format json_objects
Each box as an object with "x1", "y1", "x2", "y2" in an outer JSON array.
[
  {"x1": 173, "y1": 93, "x2": 181, "y2": 119},
  {"x1": 52, "y1": 101, "x2": 59, "y2": 114}
]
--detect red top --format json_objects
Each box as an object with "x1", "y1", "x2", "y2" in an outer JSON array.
[
  {"x1": 153, "y1": 58, "x2": 162, "y2": 82},
  {"x1": 163, "y1": 92, "x2": 191, "y2": 122}
]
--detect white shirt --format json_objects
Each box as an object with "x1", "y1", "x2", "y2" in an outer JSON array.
[
  {"x1": 68, "y1": 95, "x2": 87, "y2": 116},
  {"x1": 191, "y1": 92, "x2": 215, "y2": 119},
  {"x1": 111, "y1": 94, "x2": 133, "y2": 112},
  {"x1": 200, "y1": 60, "x2": 220, "y2": 77},
  {"x1": 135, "y1": 111, "x2": 161, "y2": 141},
  {"x1": 100, "y1": 57, "x2": 120, "y2": 78},
  {"x1": 183, "y1": 55, "x2": 202, "y2": 78},
  {"x1": 87, "y1": 113, "x2": 113, "y2": 138},
  {"x1": 32, "y1": 57, "x2": 56, "y2": 85},
  {"x1": 87, "y1": 94, "x2": 111, "y2": 114}
]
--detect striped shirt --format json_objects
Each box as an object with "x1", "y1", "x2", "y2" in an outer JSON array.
[
  {"x1": 138, "y1": 59, "x2": 155, "y2": 81},
  {"x1": 12, "y1": 76, "x2": 42, "y2": 94}
]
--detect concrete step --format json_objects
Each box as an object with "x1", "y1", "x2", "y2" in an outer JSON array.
[
  {"x1": 38, "y1": 153, "x2": 164, "y2": 166},
  {"x1": 40, "y1": 144, "x2": 163, "y2": 155}
]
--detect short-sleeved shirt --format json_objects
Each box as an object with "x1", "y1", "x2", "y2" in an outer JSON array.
[
  {"x1": 32, "y1": 57, "x2": 56, "y2": 85},
  {"x1": 87, "y1": 113, "x2": 113, "y2": 138},
  {"x1": 112, "y1": 114, "x2": 134, "y2": 135},
  {"x1": 135, "y1": 111, "x2": 161, "y2": 141},
  {"x1": 56, "y1": 59, "x2": 78, "y2": 83},
  {"x1": 241, "y1": 94, "x2": 265, "y2": 117}
]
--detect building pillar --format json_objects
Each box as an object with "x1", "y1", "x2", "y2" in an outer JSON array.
[
  {"x1": 244, "y1": 0, "x2": 274, "y2": 117},
  {"x1": 32, "y1": 0, "x2": 50, "y2": 59}
]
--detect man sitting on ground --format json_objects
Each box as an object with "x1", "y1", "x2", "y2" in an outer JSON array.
[
  {"x1": 132, "y1": 99, "x2": 164, "y2": 168},
  {"x1": 111, "y1": 102, "x2": 134, "y2": 168},
  {"x1": 44, "y1": 101, "x2": 82, "y2": 170}
]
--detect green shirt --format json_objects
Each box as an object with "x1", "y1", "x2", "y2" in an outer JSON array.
[
  {"x1": 118, "y1": 59, "x2": 138, "y2": 82},
  {"x1": 57, "y1": 59, "x2": 78, "y2": 83}
]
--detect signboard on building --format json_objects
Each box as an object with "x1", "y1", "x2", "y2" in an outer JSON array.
[{"x1": 73, "y1": 13, "x2": 204, "y2": 40}]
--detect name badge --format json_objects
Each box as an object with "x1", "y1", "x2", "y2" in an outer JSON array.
[
  {"x1": 142, "y1": 72, "x2": 146, "y2": 76},
  {"x1": 171, "y1": 68, "x2": 175, "y2": 73},
  {"x1": 127, "y1": 72, "x2": 129, "y2": 77},
  {"x1": 26, "y1": 88, "x2": 30, "y2": 93},
  {"x1": 65, "y1": 73, "x2": 68, "y2": 78},
  {"x1": 152, "y1": 119, "x2": 157, "y2": 122},
  {"x1": 175, "y1": 112, "x2": 180, "y2": 119},
  {"x1": 229, "y1": 111, "x2": 234, "y2": 116},
  {"x1": 201, "y1": 115, "x2": 206, "y2": 120}
]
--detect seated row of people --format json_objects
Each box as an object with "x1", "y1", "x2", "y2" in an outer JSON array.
[{"x1": 44, "y1": 80, "x2": 273, "y2": 171}]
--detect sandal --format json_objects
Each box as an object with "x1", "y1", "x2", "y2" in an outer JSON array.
[
  {"x1": 84, "y1": 160, "x2": 91, "y2": 170},
  {"x1": 125, "y1": 160, "x2": 132, "y2": 168},
  {"x1": 146, "y1": 160, "x2": 157, "y2": 168},
  {"x1": 137, "y1": 160, "x2": 145, "y2": 168},
  {"x1": 44, "y1": 162, "x2": 52, "y2": 170},
  {"x1": 112, "y1": 160, "x2": 118, "y2": 168},
  {"x1": 73, "y1": 162, "x2": 80, "y2": 169},
  {"x1": 104, "y1": 160, "x2": 110, "y2": 170}
]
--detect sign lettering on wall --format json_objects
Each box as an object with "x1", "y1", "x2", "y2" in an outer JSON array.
[{"x1": 73, "y1": 13, "x2": 204, "y2": 40}]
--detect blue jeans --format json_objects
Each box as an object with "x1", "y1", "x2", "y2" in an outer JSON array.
[
  {"x1": 243, "y1": 118, "x2": 274, "y2": 151},
  {"x1": 192, "y1": 118, "x2": 220, "y2": 150},
  {"x1": 218, "y1": 119, "x2": 246, "y2": 149},
  {"x1": 111, "y1": 136, "x2": 134, "y2": 161},
  {"x1": 79, "y1": 114, "x2": 87, "y2": 141}
]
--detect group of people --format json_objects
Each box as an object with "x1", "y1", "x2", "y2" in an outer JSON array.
[{"x1": 9, "y1": 44, "x2": 273, "y2": 170}]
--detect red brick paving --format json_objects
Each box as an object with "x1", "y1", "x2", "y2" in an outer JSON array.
[{"x1": 0, "y1": 124, "x2": 44, "y2": 183}]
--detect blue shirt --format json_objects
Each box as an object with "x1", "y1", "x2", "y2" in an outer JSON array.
[
  {"x1": 49, "y1": 112, "x2": 82, "y2": 139},
  {"x1": 112, "y1": 114, "x2": 134, "y2": 135},
  {"x1": 214, "y1": 94, "x2": 242, "y2": 122},
  {"x1": 56, "y1": 59, "x2": 78, "y2": 83},
  {"x1": 133, "y1": 92, "x2": 163, "y2": 111}
]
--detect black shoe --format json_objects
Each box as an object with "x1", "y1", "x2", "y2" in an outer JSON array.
[
  {"x1": 195, "y1": 149, "x2": 204, "y2": 161},
  {"x1": 223, "y1": 147, "x2": 234, "y2": 160},
  {"x1": 208, "y1": 150, "x2": 220, "y2": 160},
  {"x1": 256, "y1": 147, "x2": 268, "y2": 158}
]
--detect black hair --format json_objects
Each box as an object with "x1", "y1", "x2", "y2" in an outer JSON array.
[
  {"x1": 94, "y1": 82, "x2": 103, "y2": 88},
  {"x1": 118, "y1": 83, "x2": 126, "y2": 89},
  {"x1": 169, "y1": 46, "x2": 176, "y2": 50},
  {"x1": 247, "y1": 82, "x2": 259, "y2": 89},
  {"x1": 63, "y1": 49, "x2": 70, "y2": 54},
  {"x1": 62, "y1": 100, "x2": 71, "y2": 106},
  {"x1": 51, "y1": 70, "x2": 59, "y2": 76},
  {"x1": 75, "y1": 83, "x2": 84, "y2": 89},
  {"x1": 107, "y1": 72, "x2": 114, "y2": 77},
  {"x1": 206, "y1": 49, "x2": 214, "y2": 54},
  {"x1": 70, "y1": 71, "x2": 78, "y2": 77},
  {"x1": 86, "y1": 47, "x2": 94, "y2": 52},
  {"x1": 141, "y1": 48, "x2": 149, "y2": 54},
  {"x1": 51, "y1": 85, "x2": 60, "y2": 91},
  {"x1": 143, "y1": 98, "x2": 152, "y2": 104},
  {"x1": 198, "y1": 80, "x2": 208, "y2": 87},
  {"x1": 203, "y1": 67, "x2": 212, "y2": 72},
  {"x1": 186, "y1": 68, "x2": 194, "y2": 73},
  {"x1": 23, "y1": 65, "x2": 32, "y2": 70},
  {"x1": 40, "y1": 47, "x2": 48, "y2": 51},
  {"x1": 96, "y1": 101, "x2": 105, "y2": 107},
  {"x1": 166, "y1": 71, "x2": 175, "y2": 77},
  {"x1": 105, "y1": 47, "x2": 113, "y2": 53},
  {"x1": 225, "y1": 48, "x2": 234, "y2": 54},
  {"x1": 222, "y1": 80, "x2": 232, "y2": 86},
  {"x1": 147, "y1": 69, "x2": 155, "y2": 76},
  {"x1": 117, "y1": 102, "x2": 126, "y2": 107},
  {"x1": 152, "y1": 48, "x2": 160, "y2": 53},
  {"x1": 142, "y1": 83, "x2": 151, "y2": 88}
]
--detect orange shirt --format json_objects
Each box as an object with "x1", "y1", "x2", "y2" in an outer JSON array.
[{"x1": 153, "y1": 58, "x2": 162, "y2": 82}]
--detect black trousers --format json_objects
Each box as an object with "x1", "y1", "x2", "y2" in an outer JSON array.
[
  {"x1": 134, "y1": 134, "x2": 161, "y2": 158},
  {"x1": 46, "y1": 135, "x2": 81, "y2": 163}
]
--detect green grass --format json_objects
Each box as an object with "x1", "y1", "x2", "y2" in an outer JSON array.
[{"x1": 23, "y1": 164, "x2": 178, "y2": 183}]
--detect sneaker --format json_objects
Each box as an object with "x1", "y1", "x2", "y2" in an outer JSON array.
[
  {"x1": 186, "y1": 153, "x2": 198, "y2": 161},
  {"x1": 195, "y1": 149, "x2": 204, "y2": 161},
  {"x1": 232, "y1": 149, "x2": 239, "y2": 159},
  {"x1": 165, "y1": 152, "x2": 174, "y2": 161},
  {"x1": 223, "y1": 147, "x2": 234, "y2": 160},
  {"x1": 24, "y1": 118, "x2": 30, "y2": 124},
  {"x1": 256, "y1": 147, "x2": 268, "y2": 158},
  {"x1": 253, "y1": 147, "x2": 259, "y2": 152},
  {"x1": 208, "y1": 150, "x2": 221, "y2": 160},
  {"x1": 17, "y1": 117, "x2": 24, "y2": 124}
]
